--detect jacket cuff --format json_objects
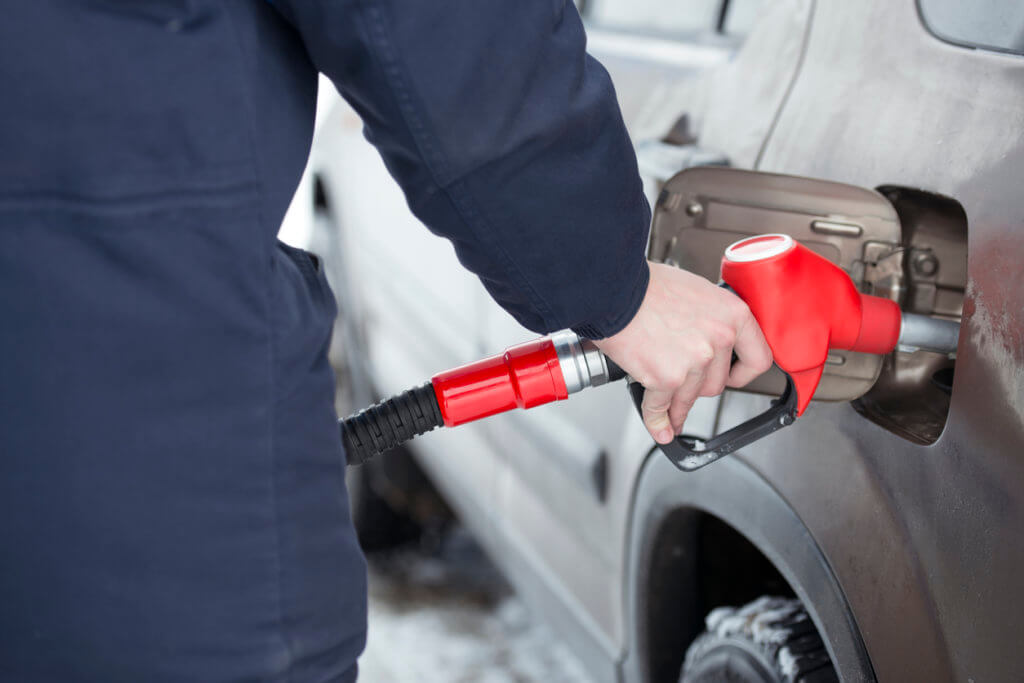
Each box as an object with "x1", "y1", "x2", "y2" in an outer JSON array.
[{"x1": 571, "y1": 259, "x2": 649, "y2": 340}]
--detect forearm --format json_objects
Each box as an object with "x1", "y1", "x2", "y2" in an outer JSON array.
[{"x1": 272, "y1": 0, "x2": 650, "y2": 335}]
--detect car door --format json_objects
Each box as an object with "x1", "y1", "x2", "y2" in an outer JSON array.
[
  {"x1": 696, "y1": 2, "x2": 1018, "y2": 680},
  {"x1": 486, "y1": 0, "x2": 817, "y2": 676}
]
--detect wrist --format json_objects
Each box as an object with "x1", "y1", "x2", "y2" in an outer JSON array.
[{"x1": 571, "y1": 259, "x2": 650, "y2": 340}]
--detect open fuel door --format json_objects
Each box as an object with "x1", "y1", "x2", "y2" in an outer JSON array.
[{"x1": 650, "y1": 166, "x2": 904, "y2": 403}]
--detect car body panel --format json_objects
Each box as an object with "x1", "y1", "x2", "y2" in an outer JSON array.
[
  {"x1": 607, "y1": 0, "x2": 813, "y2": 171},
  {"x1": 698, "y1": 1, "x2": 1024, "y2": 681},
  {"x1": 622, "y1": 453, "x2": 876, "y2": 683},
  {"x1": 307, "y1": 0, "x2": 1023, "y2": 681}
]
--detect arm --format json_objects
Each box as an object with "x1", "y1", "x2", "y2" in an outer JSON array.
[
  {"x1": 272, "y1": 0, "x2": 648, "y2": 337},
  {"x1": 273, "y1": 0, "x2": 771, "y2": 441}
]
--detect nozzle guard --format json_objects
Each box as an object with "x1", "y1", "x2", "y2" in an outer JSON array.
[{"x1": 627, "y1": 367, "x2": 798, "y2": 471}]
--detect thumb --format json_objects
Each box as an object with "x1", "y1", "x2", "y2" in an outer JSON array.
[{"x1": 641, "y1": 388, "x2": 675, "y2": 444}]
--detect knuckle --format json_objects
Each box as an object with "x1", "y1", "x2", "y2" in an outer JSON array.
[
  {"x1": 701, "y1": 378, "x2": 727, "y2": 397},
  {"x1": 675, "y1": 397, "x2": 697, "y2": 416},
  {"x1": 637, "y1": 369, "x2": 667, "y2": 390},
  {"x1": 712, "y1": 325, "x2": 737, "y2": 350},
  {"x1": 651, "y1": 366, "x2": 687, "y2": 388},
  {"x1": 722, "y1": 296, "x2": 744, "y2": 317},
  {"x1": 712, "y1": 324, "x2": 736, "y2": 349},
  {"x1": 732, "y1": 298, "x2": 753, "y2": 318},
  {"x1": 644, "y1": 415, "x2": 670, "y2": 432},
  {"x1": 693, "y1": 341, "x2": 716, "y2": 365},
  {"x1": 733, "y1": 303, "x2": 756, "y2": 327},
  {"x1": 643, "y1": 402, "x2": 670, "y2": 416},
  {"x1": 642, "y1": 394, "x2": 672, "y2": 414},
  {"x1": 668, "y1": 367, "x2": 691, "y2": 386}
]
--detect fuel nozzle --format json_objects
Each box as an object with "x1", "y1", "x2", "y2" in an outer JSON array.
[
  {"x1": 722, "y1": 233, "x2": 901, "y2": 416},
  {"x1": 340, "y1": 332, "x2": 624, "y2": 465},
  {"x1": 628, "y1": 233, "x2": 961, "y2": 471},
  {"x1": 720, "y1": 233, "x2": 959, "y2": 414}
]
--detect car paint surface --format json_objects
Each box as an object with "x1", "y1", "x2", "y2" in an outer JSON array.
[
  {"x1": 306, "y1": 1, "x2": 1023, "y2": 681},
  {"x1": 742, "y1": 1, "x2": 1024, "y2": 680}
]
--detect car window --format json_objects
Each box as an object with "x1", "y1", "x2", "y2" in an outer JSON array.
[
  {"x1": 918, "y1": 0, "x2": 1024, "y2": 56},
  {"x1": 585, "y1": 0, "x2": 722, "y2": 37}
]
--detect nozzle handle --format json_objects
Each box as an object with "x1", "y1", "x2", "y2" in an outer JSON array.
[{"x1": 628, "y1": 367, "x2": 798, "y2": 471}]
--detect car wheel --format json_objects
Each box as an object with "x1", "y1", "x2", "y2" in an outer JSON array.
[{"x1": 681, "y1": 596, "x2": 839, "y2": 683}]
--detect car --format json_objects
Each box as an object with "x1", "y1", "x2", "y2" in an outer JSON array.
[{"x1": 296, "y1": 0, "x2": 1024, "y2": 681}]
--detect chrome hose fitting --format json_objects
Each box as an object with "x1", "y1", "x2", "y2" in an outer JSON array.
[{"x1": 549, "y1": 331, "x2": 617, "y2": 394}]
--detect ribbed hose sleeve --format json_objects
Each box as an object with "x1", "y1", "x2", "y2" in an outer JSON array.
[
  {"x1": 604, "y1": 357, "x2": 627, "y2": 383},
  {"x1": 339, "y1": 382, "x2": 444, "y2": 466}
]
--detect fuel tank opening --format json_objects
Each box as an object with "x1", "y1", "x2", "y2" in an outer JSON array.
[{"x1": 852, "y1": 187, "x2": 967, "y2": 445}]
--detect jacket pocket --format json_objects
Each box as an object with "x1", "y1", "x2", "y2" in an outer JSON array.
[{"x1": 276, "y1": 241, "x2": 331, "y2": 303}]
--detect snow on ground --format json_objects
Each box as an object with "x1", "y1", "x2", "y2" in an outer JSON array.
[{"x1": 359, "y1": 528, "x2": 593, "y2": 683}]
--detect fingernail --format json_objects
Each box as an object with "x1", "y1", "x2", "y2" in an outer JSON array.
[{"x1": 657, "y1": 429, "x2": 673, "y2": 443}]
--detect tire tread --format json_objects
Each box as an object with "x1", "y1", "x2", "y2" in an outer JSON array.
[{"x1": 681, "y1": 596, "x2": 839, "y2": 683}]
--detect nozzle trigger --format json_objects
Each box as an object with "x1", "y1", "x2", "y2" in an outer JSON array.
[{"x1": 628, "y1": 367, "x2": 799, "y2": 471}]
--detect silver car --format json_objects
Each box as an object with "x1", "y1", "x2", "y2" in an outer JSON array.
[{"x1": 301, "y1": 1, "x2": 1024, "y2": 681}]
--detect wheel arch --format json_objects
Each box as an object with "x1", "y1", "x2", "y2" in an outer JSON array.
[{"x1": 621, "y1": 453, "x2": 876, "y2": 683}]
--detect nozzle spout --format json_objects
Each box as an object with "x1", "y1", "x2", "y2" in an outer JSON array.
[{"x1": 899, "y1": 313, "x2": 960, "y2": 355}]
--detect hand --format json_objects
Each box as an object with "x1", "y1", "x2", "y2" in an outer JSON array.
[{"x1": 593, "y1": 262, "x2": 773, "y2": 444}]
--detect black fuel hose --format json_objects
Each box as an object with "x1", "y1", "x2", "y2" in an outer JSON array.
[{"x1": 340, "y1": 382, "x2": 443, "y2": 466}]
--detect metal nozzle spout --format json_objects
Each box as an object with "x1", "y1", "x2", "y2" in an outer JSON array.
[{"x1": 898, "y1": 312, "x2": 961, "y2": 355}]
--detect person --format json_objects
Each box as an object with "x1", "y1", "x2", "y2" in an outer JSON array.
[{"x1": 0, "y1": 1, "x2": 772, "y2": 681}]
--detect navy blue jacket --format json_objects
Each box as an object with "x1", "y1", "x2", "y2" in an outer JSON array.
[{"x1": 0, "y1": 2, "x2": 649, "y2": 681}]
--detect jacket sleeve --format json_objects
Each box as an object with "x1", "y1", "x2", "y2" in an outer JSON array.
[{"x1": 271, "y1": 0, "x2": 651, "y2": 338}]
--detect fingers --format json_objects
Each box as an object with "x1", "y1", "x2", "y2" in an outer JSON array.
[
  {"x1": 641, "y1": 388, "x2": 675, "y2": 444},
  {"x1": 669, "y1": 369, "x2": 705, "y2": 434},
  {"x1": 727, "y1": 311, "x2": 773, "y2": 388},
  {"x1": 592, "y1": 263, "x2": 775, "y2": 445},
  {"x1": 633, "y1": 314, "x2": 772, "y2": 445},
  {"x1": 698, "y1": 341, "x2": 732, "y2": 398},
  {"x1": 643, "y1": 365, "x2": 706, "y2": 444}
]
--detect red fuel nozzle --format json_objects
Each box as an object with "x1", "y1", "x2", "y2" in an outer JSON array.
[
  {"x1": 720, "y1": 234, "x2": 902, "y2": 415},
  {"x1": 339, "y1": 332, "x2": 623, "y2": 465},
  {"x1": 431, "y1": 337, "x2": 569, "y2": 427}
]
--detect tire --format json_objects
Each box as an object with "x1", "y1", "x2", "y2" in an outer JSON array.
[{"x1": 681, "y1": 596, "x2": 839, "y2": 683}]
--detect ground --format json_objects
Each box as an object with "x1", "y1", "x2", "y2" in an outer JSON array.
[{"x1": 359, "y1": 528, "x2": 593, "y2": 683}]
